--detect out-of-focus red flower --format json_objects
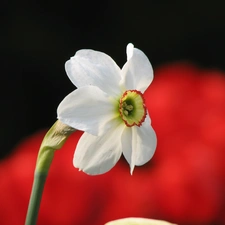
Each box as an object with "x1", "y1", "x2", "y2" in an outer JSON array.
[
  {"x1": 144, "y1": 63, "x2": 225, "y2": 225},
  {"x1": 0, "y1": 62, "x2": 225, "y2": 225}
]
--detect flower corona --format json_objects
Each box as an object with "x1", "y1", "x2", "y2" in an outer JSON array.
[{"x1": 119, "y1": 90, "x2": 147, "y2": 127}]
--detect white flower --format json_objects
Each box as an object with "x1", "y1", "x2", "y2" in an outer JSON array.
[
  {"x1": 57, "y1": 43, "x2": 157, "y2": 175},
  {"x1": 105, "y1": 217, "x2": 177, "y2": 225}
]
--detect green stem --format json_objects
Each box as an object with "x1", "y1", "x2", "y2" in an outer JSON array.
[
  {"x1": 25, "y1": 172, "x2": 47, "y2": 225},
  {"x1": 24, "y1": 120, "x2": 75, "y2": 225}
]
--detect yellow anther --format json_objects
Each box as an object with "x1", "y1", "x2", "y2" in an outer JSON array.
[
  {"x1": 125, "y1": 104, "x2": 133, "y2": 111},
  {"x1": 123, "y1": 110, "x2": 129, "y2": 116}
]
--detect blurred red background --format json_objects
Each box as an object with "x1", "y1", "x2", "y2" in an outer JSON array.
[{"x1": 0, "y1": 63, "x2": 225, "y2": 225}]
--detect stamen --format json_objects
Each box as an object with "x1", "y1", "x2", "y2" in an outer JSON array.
[
  {"x1": 123, "y1": 110, "x2": 129, "y2": 116},
  {"x1": 125, "y1": 104, "x2": 133, "y2": 111}
]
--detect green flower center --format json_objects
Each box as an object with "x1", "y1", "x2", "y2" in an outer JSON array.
[{"x1": 119, "y1": 90, "x2": 147, "y2": 127}]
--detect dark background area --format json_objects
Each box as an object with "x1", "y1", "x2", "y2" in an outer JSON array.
[{"x1": 2, "y1": 0, "x2": 225, "y2": 158}]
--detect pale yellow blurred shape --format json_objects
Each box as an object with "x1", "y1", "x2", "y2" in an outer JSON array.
[{"x1": 105, "y1": 217, "x2": 177, "y2": 225}]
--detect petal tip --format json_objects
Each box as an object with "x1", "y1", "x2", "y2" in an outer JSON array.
[
  {"x1": 126, "y1": 43, "x2": 134, "y2": 61},
  {"x1": 130, "y1": 164, "x2": 135, "y2": 175}
]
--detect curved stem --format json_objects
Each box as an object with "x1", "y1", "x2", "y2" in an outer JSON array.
[
  {"x1": 25, "y1": 172, "x2": 47, "y2": 225},
  {"x1": 24, "y1": 120, "x2": 75, "y2": 225}
]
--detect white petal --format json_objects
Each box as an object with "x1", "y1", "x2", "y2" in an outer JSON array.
[
  {"x1": 126, "y1": 43, "x2": 134, "y2": 61},
  {"x1": 105, "y1": 217, "x2": 177, "y2": 225},
  {"x1": 65, "y1": 49, "x2": 122, "y2": 97},
  {"x1": 73, "y1": 121, "x2": 125, "y2": 175},
  {"x1": 57, "y1": 86, "x2": 117, "y2": 136},
  {"x1": 121, "y1": 44, "x2": 153, "y2": 92},
  {"x1": 122, "y1": 115, "x2": 157, "y2": 174}
]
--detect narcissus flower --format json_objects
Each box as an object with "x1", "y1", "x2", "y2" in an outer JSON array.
[
  {"x1": 105, "y1": 217, "x2": 177, "y2": 225},
  {"x1": 57, "y1": 43, "x2": 156, "y2": 175}
]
